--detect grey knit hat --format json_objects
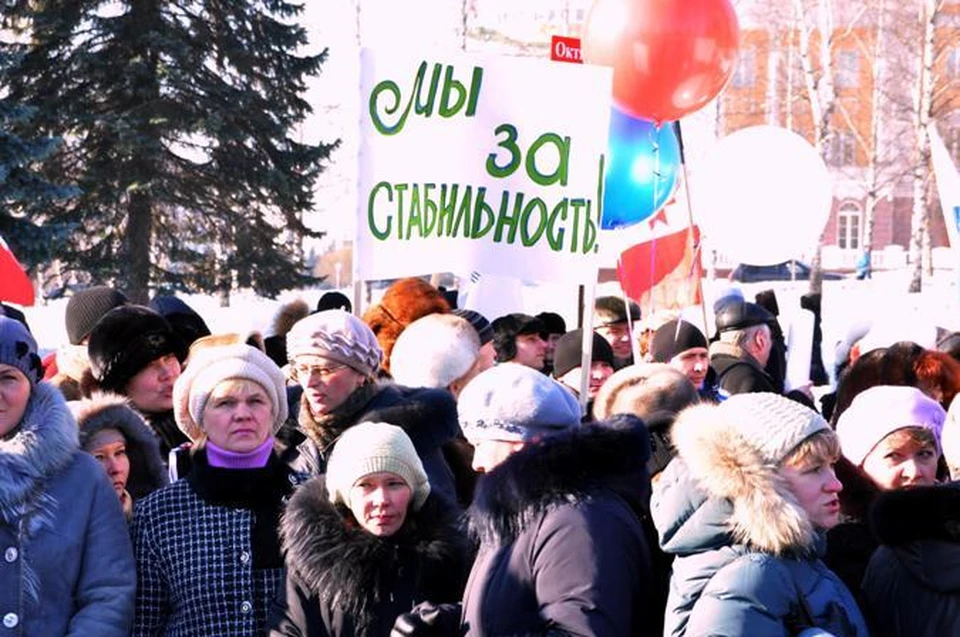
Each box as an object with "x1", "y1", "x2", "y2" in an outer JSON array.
[
  {"x1": 458, "y1": 362, "x2": 582, "y2": 443},
  {"x1": 65, "y1": 286, "x2": 128, "y2": 345},
  {"x1": 286, "y1": 310, "x2": 382, "y2": 377},
  {"x1": 326, "y1": 422, "x2": 431, "y2": 511},
  {"x1": 713, "y1": 392, "x2": 828, "y2": 464}
]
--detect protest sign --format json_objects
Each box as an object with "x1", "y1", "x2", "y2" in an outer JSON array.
[{"x1": 356, "y1": 48, "x2": 612, "y2": 283}]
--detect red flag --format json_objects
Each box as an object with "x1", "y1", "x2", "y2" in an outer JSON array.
[
  {"x1": 0, "y1": 237, "x2": 35, "y2": 307},
  {"x1": 617, "y1": 224, "x2": 702, "y2": 311}
]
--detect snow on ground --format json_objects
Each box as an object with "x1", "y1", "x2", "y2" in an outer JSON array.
[{"x1": 19, "y1": 267, "x2": 959, "y2": 390}]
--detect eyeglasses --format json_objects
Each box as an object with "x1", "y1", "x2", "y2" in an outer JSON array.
[{"x1": 291, "y1": 363, "x2": 348, "y2": 382}]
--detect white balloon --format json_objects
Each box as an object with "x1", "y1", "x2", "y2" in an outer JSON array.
[{"x1": 692, "y1": 126, "x2": 833, "y2": 265}]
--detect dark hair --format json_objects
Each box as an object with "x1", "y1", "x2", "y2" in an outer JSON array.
[
  {"x1": 536, "y1": 312, "x2": 566, "y2": 335},
  {"x1": 831, "y1": 342, "x2": 924, "y2": 425},
  {"x1": 491, "y1": 313, "x2": 544, "y2": 362}
]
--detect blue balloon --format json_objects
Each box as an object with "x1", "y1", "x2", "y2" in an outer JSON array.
[{"x1": 601, "y1": 108, "x2": 681, "y2": 230}]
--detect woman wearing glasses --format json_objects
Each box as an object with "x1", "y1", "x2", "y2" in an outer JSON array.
[{"x1": 284, "y1": 310, "x2": 460, "y2": 506}]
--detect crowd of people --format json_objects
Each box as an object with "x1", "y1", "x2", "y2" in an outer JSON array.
[{"x1": 1, "y1": 276, "x2": 960, "y2": 636}]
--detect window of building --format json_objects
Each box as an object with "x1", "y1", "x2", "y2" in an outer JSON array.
[
  {"x1": 837, "y1": 203, "x2": 862, "y2": 250},
  {"x1": 836, "y1": 51, "x2": 859, "y2": 88},
  {"x1": 829, "y1": 130, "x2": 857, "y2": 166},
  {"x1": 731, "y1": 48, "x2": 756, "y2": 88},
  {"x1": 948, "y1": 126, "x2": 960, "y2": 166},
  {"x1": 949, "y1": 48, "x2": 960, "y2": 79}
]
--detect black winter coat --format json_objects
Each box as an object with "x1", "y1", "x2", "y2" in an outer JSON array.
[
  {"x1": 461, "y1": 418, "x2": 654, "y2": 636},
  {"x1": 287, "y1": 382, "x2": 461, "y2": 506},
  {"x1": 861, "y1": 484, "x2": 960, "y2": 637},
  {"x1": 268, "y1": 478, "x2": 470, "y2": 636},
  {"x1": 709, "y1": 342, "x2": 777, "y2": 397}
]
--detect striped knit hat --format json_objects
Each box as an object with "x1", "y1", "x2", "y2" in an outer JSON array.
[{"x1": 286, "y1": 310, "x2": 382, "y2": 377}]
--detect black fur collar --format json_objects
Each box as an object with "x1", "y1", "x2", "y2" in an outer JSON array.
[
  {"x1": 468, "y1": 417, "x2": 651, "y2": 544},
  {"x1": 280, "y1": 476, "x2": 468, "y2": 620},
  {"x1": 869, "y1": 483, "x2": 960, "y2": 545},
  {"x1": 188, "y1": 447, "x2": 294, "y2": 508}
]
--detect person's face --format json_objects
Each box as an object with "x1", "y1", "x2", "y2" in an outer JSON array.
[
  {"x1": 780, "y1": 460, "x2": 843, "y2": 530},
  {"x1": 861, "y1": 428, "x2": 939, "y2": 490},
  {"x1": 544, "y1": 333, "x2": 562, "y2": 364},
  {"x1": 347, "y1": 472, "x2": 412, "y2": 537},
  {"x1": 201, "y1": 380, "x2": 274, "y2": 453},
  {"x1": 477, "y1": 342, "x2": 497, "y2": 373},
  {"x1": 558, "y1": 361, "x2": 615, "y2": 399},
  {"x1": 512, "y1": 333, "x2": 546, "y2": 369},
  {"x1": 0, "y1": 364, "x2": 30, "y2": 438},
  {"x1": 90, "y1": 434, "x2": 131, "y2": 497},
  {"x1": 597, "y1": 323, "x2": 632, "y2": 360},
  {"x1": 670, "y1": 348, "x2": 710, "y2": 388},
  {"x1": 471, "y1": 438, "x2": 525, "y2": 473},
  {"x1": 125, "y1": 353, "x2": 181, "y2": 413},
  {"x1": 293, "y1": 355, "x2": 367, "y2": 416}
]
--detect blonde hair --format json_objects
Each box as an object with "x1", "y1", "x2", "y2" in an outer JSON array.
[{"x1": 782, "y1": 429, "x2": 841, "y2": 470}]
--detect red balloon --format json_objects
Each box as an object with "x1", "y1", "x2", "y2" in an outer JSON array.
[{"x1": 583, "y1": 0, "x2": 740, "y2": 124}]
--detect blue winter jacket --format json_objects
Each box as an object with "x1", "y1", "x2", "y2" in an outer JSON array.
[
  {"x1": 652, "y1": 458, "x2": 868, "y2": 637},
  {"x1": 0, "y1": 383, "x2": 135, "y2": 636}
]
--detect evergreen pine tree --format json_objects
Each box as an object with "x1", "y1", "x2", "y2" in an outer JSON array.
[
  {"x1": 3, "y1": 0, "x2": 334, "y2": 302},
  {"x1": 0, "y1": 47, "x2": 76, "y2": 268}
]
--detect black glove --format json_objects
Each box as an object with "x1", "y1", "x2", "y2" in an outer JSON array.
[{"x1": 391, "y1": 602, "x2": 461, "y2": 637}]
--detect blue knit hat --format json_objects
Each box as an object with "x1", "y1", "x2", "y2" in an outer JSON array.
[
  {"x1": 0, "y1": 316, "x2": 43, "y2": 385},
  {"x1": 458, "y1": 362, "x2": 581, "y2": 442}
]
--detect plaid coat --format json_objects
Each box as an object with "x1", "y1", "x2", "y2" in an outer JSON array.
[{"x1": 132, "y1": 450, "x2": 305, "y2": 636}]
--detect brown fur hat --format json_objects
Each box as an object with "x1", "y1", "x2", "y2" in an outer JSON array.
[
  {"x1": 362, "y1": 278, "x2": 450, "y2": 375},
  {"x1": 270, "y1": 298, "x2": 310, "y2": 338}
]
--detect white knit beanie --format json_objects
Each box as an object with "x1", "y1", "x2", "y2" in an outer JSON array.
[
  {"x1": 326, "y1": 422, "x2": 431, "y2": 511},
  {"x1": 390, "y1": 314, "x2": 480, "y2": 389},
  {"x1": 286, "y1": 310, "x2": 382, "y2": 377},
  {"x1": 716, "y1": 392, "x2": 829, "y2": 464},
  {"x1": 836, "y1": 385, "x2": 946, "y2": 466},
  {"x1": 173, "y1": 344, "x2": 288, "y2": 441}
]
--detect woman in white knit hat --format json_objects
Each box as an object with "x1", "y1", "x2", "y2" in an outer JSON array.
[
  {"x1": 268, "y1": 422, "x2": 469, "y2": 636},
  {"x1": 131, "y1": 343, "x2": 308, "y2": 636},
  {"x1": 652, "y1": 392, "x2": 868, "y2": 636}
]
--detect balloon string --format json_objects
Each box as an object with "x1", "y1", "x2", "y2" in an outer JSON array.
[{"x1": 647, "y1": 125, "x2": 662, "y2": 321}]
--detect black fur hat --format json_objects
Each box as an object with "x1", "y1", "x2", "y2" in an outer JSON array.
[{"x1": 87, "y1": 305, "x2": 185, "y2": 394}]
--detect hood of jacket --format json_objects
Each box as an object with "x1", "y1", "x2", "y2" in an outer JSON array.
[
  {"x1": 665, "y1": 402, "x2": 818, "y2": 556},
  {"x1": 71, "y1": 393, "x2": 169, "y2": 500},
  {"x1": 869, "y1": 483, "x2": 960, "y2": 591},
  {"x1": 468, "y1": 416, "x2": 651, "y2": 545},
  {"x1": 280, "y1": 476, "x2": 468, "y2": 620},
  {"x1": 0, "y1": 382, "x2": 79, "y2": 521}
]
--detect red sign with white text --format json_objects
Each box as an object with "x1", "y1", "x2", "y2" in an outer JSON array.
[{"x1": 550, "y1": 36, "x2": 583, "y2": 64}]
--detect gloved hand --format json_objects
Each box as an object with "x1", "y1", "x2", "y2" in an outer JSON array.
[{"x1": 391, "y1": 602, "x2": 461, "y2": 637}]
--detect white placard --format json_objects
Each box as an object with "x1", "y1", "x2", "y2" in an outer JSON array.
[{"x1": 356, "y1": 48, "x2": 613, "y2": 283}]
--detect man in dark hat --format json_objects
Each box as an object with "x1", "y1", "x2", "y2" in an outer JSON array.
[
  {"x1": 650, "y1": 319, "x2": 722, "y2": 402},
  {"x1": 594, "y1": 296, "x2": 641, "y2": 370},
  {"x1": 552, "y1": 329, "x2": 615, "y2": 417},
  {"x1": 536, "y1": 311, "x2": 566, "y2": 376},
  {"x1": 708, "y1": 300, "x2": 778, "y2": 397},
  {"x1": 491, "y1": 313, "x2": 548, "y2": 371}
]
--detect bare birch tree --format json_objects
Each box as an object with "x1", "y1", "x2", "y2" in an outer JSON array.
[{"x1": 908, "y1": 0, "x2": 939, "y2": 292}]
